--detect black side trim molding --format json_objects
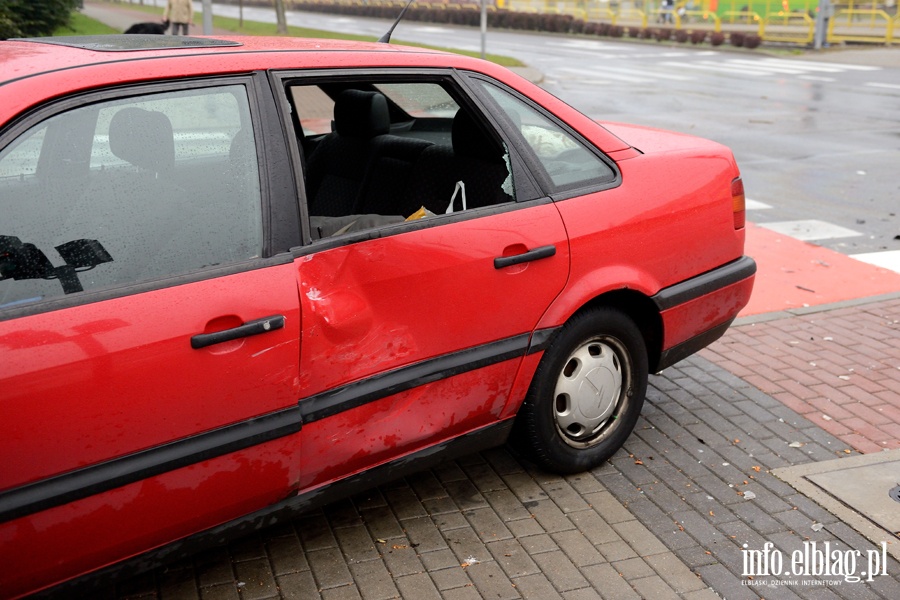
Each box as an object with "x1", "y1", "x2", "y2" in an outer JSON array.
[
  {"x1": 35, "y1": 420, "x2": 514, "y2": 599},
  {"x1": 652, "y1": 256, "x2": 757, "y2": 312},
  {"x1": 527, "y1": 327, "x2": 559, "y2": 355},
  {"x1": 299, "y1": 334, "x2": 532, "y2": 423},
  {"x1": 0, "y1": 407, "x2": 303, "y2": 524}
]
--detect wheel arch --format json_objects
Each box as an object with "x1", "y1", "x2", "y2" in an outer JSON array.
[
  {"x1": 502, "y1": 288, "x2": 663, "y2": 423},
  {"x1": 560, "y1": 289, "x2": 662, "y2": 375},
  {"x1": 511, "y1": 295, "x2": 655, "y2": 473}
]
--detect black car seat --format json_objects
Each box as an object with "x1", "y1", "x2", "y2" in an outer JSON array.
[
  {"x1": 305, "y1": 89, "x2": 391, "y2": 217},
  {"x1": 400, "y1": 109, "x2": 512, "y2": 217}
]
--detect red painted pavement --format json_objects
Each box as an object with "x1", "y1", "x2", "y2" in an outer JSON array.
[
  {"x1": 703, "y1": 222, "x2": 900, "y2": 455},
  {"x1": 740, "y1": 222, "x2": 900, "y2": 317}
]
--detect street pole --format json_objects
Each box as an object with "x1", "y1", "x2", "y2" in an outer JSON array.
[
  {"x1": 480, "y1": 0, "x2": 487, "y2": 59},
  {"x1": 202, "y1": 0, "x2": 213, "y2": 35},
  {"x1": 814, "y1": 0, "x2": 832, "y2": 50}
]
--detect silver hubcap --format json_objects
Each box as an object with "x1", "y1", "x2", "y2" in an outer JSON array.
[{"x1": 553, "y1": 337, "x2": 631, "y2": 448}]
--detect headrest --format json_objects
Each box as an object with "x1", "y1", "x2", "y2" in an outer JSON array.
[
  {"x1": 452, "y1": 109, "x2": 504, "y2": 163},
  {"x1": 229, "y1": 127, "x2": 254, "y2": 165},
  {"x1": 109, "y1": 107, "x2": 175, "y2": 176},
  {"x1": 333, "y1": 90, "x2": 390, "y2": 139}
]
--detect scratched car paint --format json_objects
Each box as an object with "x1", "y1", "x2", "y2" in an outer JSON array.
[{"x1": 0, "y1": 34, "x2": 755, "y2": 597}]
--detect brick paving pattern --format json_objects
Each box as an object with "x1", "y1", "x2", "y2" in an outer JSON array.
[
  {"x1": 703, "y1": 297, "x2": 900, "y2": 454},
  {"x1": 91, "y1": 348, "x2": 899, "y2": 600}
]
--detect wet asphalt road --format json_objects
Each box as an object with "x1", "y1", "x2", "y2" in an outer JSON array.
[{"x1": 209, "y1": 3, "x2": 900, "y2": 256}]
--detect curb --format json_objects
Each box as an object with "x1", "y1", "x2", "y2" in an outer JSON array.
[{"x1": 733, "y1": 291, "x2": 900, "y2": 327}]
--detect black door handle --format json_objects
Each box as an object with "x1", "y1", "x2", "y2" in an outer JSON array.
[
  {"x1": 494, "y1": 245, "x2": 556, "y2": 269},
  {"x1": 191, "y1": 315, "x2": 285, "y2": 349}
]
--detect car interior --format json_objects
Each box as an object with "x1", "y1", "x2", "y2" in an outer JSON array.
[{"x1": 284, "y1": 80, "x2": 516, "y2": 240}]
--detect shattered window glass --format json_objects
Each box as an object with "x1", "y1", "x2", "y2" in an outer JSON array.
[{"x1": 477, "y1": 81, "x2": 616, "y2": 192}]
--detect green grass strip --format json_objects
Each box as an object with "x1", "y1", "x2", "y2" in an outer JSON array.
[{"x1": 54, "y1": 10, "x2": 120, "y2": 36}]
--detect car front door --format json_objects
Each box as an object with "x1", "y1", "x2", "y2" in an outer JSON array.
[{"x1": 0, "y1": 80, "x2": 303, "y2": 596}]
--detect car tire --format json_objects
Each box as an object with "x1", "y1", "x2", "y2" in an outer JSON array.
[{"x1": 518, "y1": 307, "x2": 648, "y2": 474}]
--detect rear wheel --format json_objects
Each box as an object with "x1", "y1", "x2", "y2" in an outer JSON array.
[{"x1": 519, "y1": 307, "x2": 648, "y2": 474}]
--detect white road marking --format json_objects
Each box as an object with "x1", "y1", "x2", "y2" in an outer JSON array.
[
  {"x1": 774, "y1": 59, "x2": 881, "y2": 71},
  {"x1": 851, "y1": 250, "x2": 900, "y2": 274},
  {"x1": 799, "y1": 75, "x2": 837, "y2": 82},
  {"x1": 759, "y1": 220, "x2": 863, "y2": 241},
  {"x1": 726, "y1": 59, "x2": 812, "y2": 75},
  {"x1": 745, "y1": 199, "x2": 772, "y2": 210},
  {"x1": 661, "y1": 61, "x2": 768, "y2": 76},
  {"x1": 754, "y1": 58, "x2": 851, "y2": 73},
  {"x1": 658, "y1": 57, "x2": 883, "y2": 80},
  {"x1": 559, "y1": 65, "x2": 694, "y2": 82},
  {"x1": 865, "y1": 82, "x2": 900, "y2": 91}
]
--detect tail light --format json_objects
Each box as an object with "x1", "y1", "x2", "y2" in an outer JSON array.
[{"x1": 731, "y1": 177, "x2": 746, "y2": 230}]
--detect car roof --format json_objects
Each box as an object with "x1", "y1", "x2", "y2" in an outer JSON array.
[
  {"x1": 0, "y1": 34, "x2": 500, "y2": 123},
  {"x1": 1, "y1": 34, "x2": 447, "y2": 81}
]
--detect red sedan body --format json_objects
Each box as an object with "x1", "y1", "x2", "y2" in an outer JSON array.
[{"x1": 0, "y1": 35, "x2": 754, "y2": 597}]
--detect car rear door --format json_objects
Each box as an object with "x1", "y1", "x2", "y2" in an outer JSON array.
[
  {"x1": 0, "y1": 77, "x2": 303, "y2": 596},
  {"x1": 276, "y1": 73, "x2": 570, "y2": 491}
]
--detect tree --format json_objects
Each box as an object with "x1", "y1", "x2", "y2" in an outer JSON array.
[
  {"x1": 274, "y1": 0, "x2": 287, "y2": 35},
  {"x1": 0, "y1": 0, "x2": 80, "y2": 40}
]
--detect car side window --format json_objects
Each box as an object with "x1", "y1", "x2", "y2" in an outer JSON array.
[
  {"x1": 286, "y1": 79, "x2": 515, "y2": 241},
  {"x1": 476, "y1": 81, "x2": 616, "y2": 193},
  {"x1": 0, "y1": 85, "x2": 262, "y2": 311}
]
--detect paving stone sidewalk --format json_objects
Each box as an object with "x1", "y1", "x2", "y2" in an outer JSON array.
[
  {"x1": 93, "y1": 301, "x2": 900, "y2": 600},
  {"x1": 702, "y1": 295, "x2": 900, "y2": 454}
]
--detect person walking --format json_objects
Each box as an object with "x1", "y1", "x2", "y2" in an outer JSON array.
[{"x1": 164, "y1": 0, "x2": 194, "y2": 36}]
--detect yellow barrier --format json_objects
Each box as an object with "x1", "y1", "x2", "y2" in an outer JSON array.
[
  {"x1": 828, "y1": 9, "x2": 894, "y2": 45},
  {"x1": 761, "y1": 11, "x2": 814, "y2": 44},
  {"x1": 584, "y1": 6, "x2": 616, "y2": 22},
  {"x1": 721, "y1": 10, "x2": 763, "y2": 34},
  {"x1": 612, "y1": 8, "x2": 648, "y2": 28},
  {"x1": 674, "y1": 10, "x2": 722, "y2": 32}
]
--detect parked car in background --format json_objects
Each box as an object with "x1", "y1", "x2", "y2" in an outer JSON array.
[{"x1": 0, "y1": 34, "x2": 755, "y2": 598}]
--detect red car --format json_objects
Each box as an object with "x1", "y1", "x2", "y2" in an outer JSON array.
[{"x1": 0, "y1": 34, "x2": 754, "y2": 597}]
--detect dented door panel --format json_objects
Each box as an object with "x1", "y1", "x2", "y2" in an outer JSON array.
[{"x1": 295, "y1": 204, "x2": 568, "y2": 488}]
